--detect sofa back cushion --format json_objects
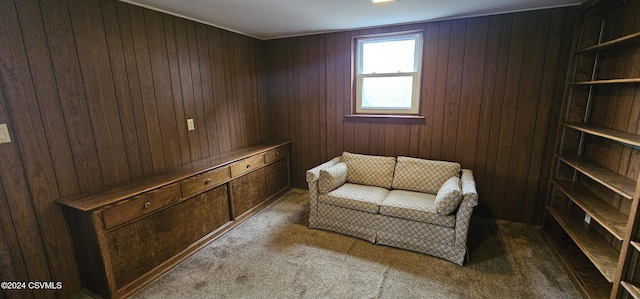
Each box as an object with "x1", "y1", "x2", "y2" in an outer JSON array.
[
  {"x1": 342, "y1": 152, "x2": 396, "y2": 189},
  {"x1": 392, "y1": 157, "x2": 460, "y2": 194},
  {"x1": 435, "y1": 176, "x2": 463, "y2": 215}
]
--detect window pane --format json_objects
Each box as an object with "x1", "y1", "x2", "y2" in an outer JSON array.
[
  {"x1": 361, "y1": 76, "x2": 413, "y2": 109},
  {"x1": 361, "y1": 39, "x2": 416, "y2": 74}
]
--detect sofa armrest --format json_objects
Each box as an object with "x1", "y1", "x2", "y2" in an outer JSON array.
[
  {"x1": 306, "y1": 156, "x2": 343, "y2": 184},
  {"x1": 319, "y1": 163, "x2": 347, "y2": 194},
  {"x1": 460, "y1": 169, "x2": 479, "y2": 208},
  {"x1": 307, "y1": 157, "x2": 342, "y2": 226},
  {"x1": 454, "y1": 169, "x2": 478, "y2": 248}
]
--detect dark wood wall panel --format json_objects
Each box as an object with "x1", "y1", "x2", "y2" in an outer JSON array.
[
  {"x1": 0, "y1": 0, "x2": 267, "y2": 297},
  {"x1": 265, "y1": 8, "x2": 576, "y2": 225}
]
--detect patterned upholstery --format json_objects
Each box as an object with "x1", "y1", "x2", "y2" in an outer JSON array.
[
  {"x1": 380, "y1": 190, "x2": 456, "y2": 227},
  {"x1": 319, "y1": 163, "x2": 347, "y2": 194},
  {"x1": 392, "y1": 157, "x2": 460, "y2": 194},
  {"x1": 318, "y1": 183, "x2": 389, "y2": 213},
  {"x1": 377, "y1": 215, "x2": 455, "y2": 245},
  {"x1": 307, "y1": 155, "x2": 478, "y2": 266},
  {"x1": 377, "y1": 231, "x2": 466, "y2": 265},
  {"x1": 307, "y1": 157, "x2": 343, "y2": 227},
  {"x1": 434, "y1": 176, "x2": 463, "y2": 215},
  {"x1": 342, "y1": 152, "x2": 396, "y2": 189},
  {"x1": 314, "y1": 203, "x2": 379, "y2": 243}
]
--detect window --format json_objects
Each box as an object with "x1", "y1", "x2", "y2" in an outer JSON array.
[{"x1": 354, "y1": 31, "x2": 423, "y2": 115}]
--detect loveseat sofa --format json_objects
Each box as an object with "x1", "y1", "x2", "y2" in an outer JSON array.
[{"x1": 306, "y1": 152, "x2": 479, "y2": 265}]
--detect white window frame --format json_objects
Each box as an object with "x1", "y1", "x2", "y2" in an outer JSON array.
[{"x1": 353, "y1": 31, "x2": 424, "y2": 115}]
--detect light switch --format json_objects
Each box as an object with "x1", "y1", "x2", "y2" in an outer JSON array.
[
  {"x1": 0, "y1": 124, "x2": 11, "y2": 144},
  {"x1": 187, "y1": 118, "x2": 195, "y2": 131}
]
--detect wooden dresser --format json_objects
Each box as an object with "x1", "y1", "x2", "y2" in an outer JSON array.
[{"x1": 57, "y1": 141, "x2": 291, "y2": 299}]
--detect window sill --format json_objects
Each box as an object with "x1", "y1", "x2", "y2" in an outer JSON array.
[{"x1": 344, "y1": 114, "x2": 425, "y2": 123}]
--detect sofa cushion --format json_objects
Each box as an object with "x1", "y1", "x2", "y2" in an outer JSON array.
[
  {"x1": 319, "y1": 163, "x2": 347, "y2": 194},
  {"x1": 342, "y1": 152, "x2": 396, "y2": 189},
  {"x1": 380, "y1": 190, "x2": 456, "y2": 228},
  {"x1": 318, "y1": 183, "x2": 389, "y2": 213},
  {"x1": 435, "y1": 176, "x2": 463, "y2": 215},
  {"x1": 392, "y1": 157, "x2": 460, "y2": 194}
]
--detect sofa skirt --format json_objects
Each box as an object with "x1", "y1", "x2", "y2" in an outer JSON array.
[
  {"x1": 311, "y1": 202, "x2": 378, "y2": 243},
  {"x1": 376, "y1": 231, "x2": 466, "y2": 266}
]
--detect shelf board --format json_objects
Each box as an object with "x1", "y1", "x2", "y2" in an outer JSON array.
[
  {"x1": 544, "y1": 218, "x2": 612, "y2": 298},
  {"x1": 557, "y1": 155, "x2": 636, "y2": 200},
  {"x1": 552, "y1": 180, "x2": 628, "y2": 240},
  {"x1": 571, "y1": 78, "x2": 640, "y2": 85},
  {"x1": 563, "y1": 122, "x2": 640, "y2": 147},
  {"x1": 632, "y1": 241, "x2": 640, "y2": 253},
  {"x1": 547, "y1": 206, "x2": 619, "y2": 282},
  {"x1": 622, "y1": 281, "x2": 640, "y2": 299},
  {"x1": 576, "y1": 32, "x2": 640, "y2": 53}
]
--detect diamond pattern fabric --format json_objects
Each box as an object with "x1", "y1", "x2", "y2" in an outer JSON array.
[
  {"x1": 377, "y1": 215, "x2": 455, "y2": 245},
  {"x1": 377, "y1": 231, "x2": 466, "y2": 265},
  {"x1": 435, "y1": 176, "x2": 463, "y2": 215},
  {"x1": 318, "y1": 183, "x2": 389, "y2": 213},
  {"x1": 319, "y1": 162, "x2": 347, "y2": 194},
  {"x1": 460, "y1": 169, "x2": 479, "y2": 207},
  {"x1": 307, "y1": 157, "x2": 343, "y2": 228},
  {"x1": 307, "y1": 154, "x2": 478, "y2": 266},
  {"x1": 342, "y1": 152, "x2": 396, "y2": 189},
  {"x1": 392, "y1": 156, "x2": 460, "y2": 194},
  {"x1": 313, "y1": 202, "x2": 379, "y2": 242},
  {"x1": 380, "y1": 190, "x2": 456, "y2": 227}
]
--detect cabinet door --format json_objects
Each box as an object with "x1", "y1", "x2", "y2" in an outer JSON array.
[
  {"x1": 230, "y1": 168, "x2": 265, "y2": 219},
  {"x1": 105, "y1": 185, "x2": 230, "y2": 288},
  {"x1": 265, "y1": 158, "x2": 289, "y2": 198}
]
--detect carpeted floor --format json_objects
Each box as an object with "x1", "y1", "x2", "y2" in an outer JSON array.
[{"x1": 128, "y1": 188, "x2": 581, "y2": 299}]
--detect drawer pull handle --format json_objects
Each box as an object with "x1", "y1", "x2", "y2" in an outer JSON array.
[
  {"x1": 276, "y1": 151, "x2": 280, "y2": 156},
  {"x1": 246, "y1": 163, "x2": 251, "y2": 168},
  {"x1": 205, "y1": 178, "x2": 212, "y2": 185},
  {"x1": 144, "y1": 202, "x2": 151, "y2": 209}
]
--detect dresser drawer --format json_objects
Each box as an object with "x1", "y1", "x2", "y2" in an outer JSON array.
[
  {"x1": 180, "y1": 166, "x2": 230, "y2": 198},
  {"x1": 230, "y1": 154, "x2": 264, "y2": 177},
  {"x1": 264, "y1": 144, "x2": 289, "y2": 164},
  {"x1": 102, "y1": 184, "x2": 181, "y2": 230}
]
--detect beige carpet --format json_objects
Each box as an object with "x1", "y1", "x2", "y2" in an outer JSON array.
[{"x1": 129, "y1": 188, "x2": 580, "y2": 299}]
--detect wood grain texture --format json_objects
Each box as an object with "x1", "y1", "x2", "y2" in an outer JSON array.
[
  {"x1": 1, "y1": 1, "x2": 581, "y2": 296},
  {"x1": 1, "y1": 0, "x2": 267, "y2": 296},
  {"x1": 264, "y1": 8, "x2": 576, "y2": 225},
  {"x1": 2, "y1": 0, "x2": 79, "y2": 297}
]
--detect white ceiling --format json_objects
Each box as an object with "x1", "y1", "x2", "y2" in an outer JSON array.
[{"x1": 120, "y1": 0, "x2": 583, "y2": 40}]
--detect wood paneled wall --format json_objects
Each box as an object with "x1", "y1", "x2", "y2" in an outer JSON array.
[
  {"x1": 264, "y1": 8, "x2": 576, "y2": 225},
  {"x1": 0, "y1": 0, "x2": 578, "y2": 297},
  {"x1": 0, "y1": 0, "x2": 267, "y2": 298}
]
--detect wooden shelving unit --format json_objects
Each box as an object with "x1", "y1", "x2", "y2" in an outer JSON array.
[
  {"x1": 557, "y1": 155, "x2": 636, "y2": 200},
  {"x1": 571, "y1": 78, "x2": 640, "y2": 85},
  {"x1": 544, "y1": 0, "x2": 640, "y2": 298},
  {"x1": 561, "y1": 123, "x2": 640, "y2": 148},
  {"x1": 624, "y1": 243, "x2": 640, "y2": 299},
  {"x1": 575, "y1": 32, "x2": 640, "y2": 53},
  {"x1": 545, "y1": 218, "x2": 615, "y2": 298},
  {"x1": 548, "y1": 206, "x2": 620, "y2": 282},
  {"x1": 552, "y1": 180, "x2": 628, "y2": 240},
  {"x1": 621, "y1": 281, "x2": 640, "y2": 299}
]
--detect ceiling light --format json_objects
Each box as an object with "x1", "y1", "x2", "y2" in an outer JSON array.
[{"x1": 371, "y1": 0, "x2": 395, "y2": 3}]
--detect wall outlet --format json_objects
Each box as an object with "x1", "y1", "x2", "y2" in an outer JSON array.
[
  {"x1": 584, "y1": 214, "x2": 591, "y2": 224},
  {"x1": 187, "y1": 118, "x2": 195, "y2": 131}
]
